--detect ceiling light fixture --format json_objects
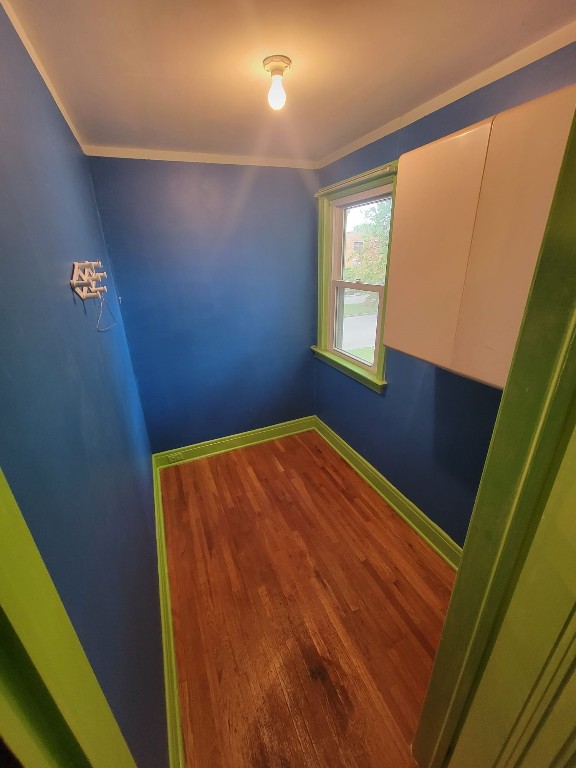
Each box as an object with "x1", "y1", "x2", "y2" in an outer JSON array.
[{"x1": 263, "y1": 55, "x2": 291, "y2": 111}]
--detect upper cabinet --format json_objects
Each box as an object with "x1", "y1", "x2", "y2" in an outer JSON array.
[{"x1": 383, "y1": 85, "x2": 576, "y2": 389}]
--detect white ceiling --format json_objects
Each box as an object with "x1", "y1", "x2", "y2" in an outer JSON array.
[{"x1": 4, "y1": 0, "x2": 576, "y2": 166}]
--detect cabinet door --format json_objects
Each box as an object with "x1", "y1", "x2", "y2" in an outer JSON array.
[
  {"x1": 383, "y1": 119, "x2": 493, "y2": 370},
  {"x1": 451, "y1": 85, "x2": 576, "y2": 388}
]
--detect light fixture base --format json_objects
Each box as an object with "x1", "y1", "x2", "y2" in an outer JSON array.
[{"x1": 263, "y1": 55, "x2": 291, "y2": 77}]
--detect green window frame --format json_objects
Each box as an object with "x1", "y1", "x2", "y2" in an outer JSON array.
[{"x1": 312, "y1": 162, "x2": 397, "y2": 393}]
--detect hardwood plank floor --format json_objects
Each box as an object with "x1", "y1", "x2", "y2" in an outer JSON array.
[{"x1": 160, "y1": 431, "x2": 455, "y2": 768}]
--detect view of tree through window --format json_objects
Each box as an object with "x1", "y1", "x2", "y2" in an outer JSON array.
[
  {"x1": 343, "y1": 197, "x2": 392, "y2": 285},
  {"x1": 315, "y1": 164, "x2": 394, "y2": 386},
  {"x1": 334, "y1": 196, "x2": 392, "y2": 364}
]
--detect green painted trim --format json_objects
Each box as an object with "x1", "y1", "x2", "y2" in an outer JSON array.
[
  {"x1": 153, "y1": 416, "x2": 317, "y2": 469},
  {"x1": 0, "y1": 469, "x2": 136, "y2": 768},
  {"x1": 414, "y1": 113, "x2": 576, "y2": 767},
  {"x1": 311, "y1": 346, "x2": 387, "y2": 394},
  {"x1": 315, "y1": 163, "x2": 397, "y2": 389},
  {"x1": 373, "y1": 172, "x2": 398, "y2": 383},
  {"x1": 317, "y1": 194, "x2": 332, "y2": 350},
  {"x1": 154, "y1": 415, "x2": 459, "y2": 571},
  {"x1": 316, "y1": 161, "x2": 398, "y2": 199},
  {"x1": 0, "y1": 684, "x2": 58, "y2": 768},
  {"x1": 0, "y1": 605, "x2": 91, "y2": 768},
  {"x1": 495, "y1": 589, "x2": 576, "y2": 767},
  {"x1": 152, "y1": 463, "x2": 186, "y2": 768},
  {"x1": 151, "y1": 416, "x2": 317, "y2": 767},
  {"x1": 312, "y1": 417, "x2": 462, "y2": 570}
]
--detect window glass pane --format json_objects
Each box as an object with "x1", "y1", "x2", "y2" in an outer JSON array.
[
  {"x1": 343, "y1": 196, "x2": 392, "y2": 285},
  {"x1": 334, "y1": 287, "x2": 379, "y2": 365}
]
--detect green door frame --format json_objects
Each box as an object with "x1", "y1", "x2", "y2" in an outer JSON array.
[
  {"x1": 0, "y1": 470, "x2": 136, "y2": 767},
  {"x1": 445, "y1": 412, "x2": 576, "y2": 767},
  {"x1": 414, "y1": 115, "x2": 576, "y2": 765}
]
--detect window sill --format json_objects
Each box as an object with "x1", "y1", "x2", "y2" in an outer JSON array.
[{"x1": 311, "y1": 346, "x2": 387, "y2": 394}]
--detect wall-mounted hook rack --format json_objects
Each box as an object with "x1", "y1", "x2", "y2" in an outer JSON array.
[{"x1": 70, "y1": 261, "x2": 108, "y2": 300}]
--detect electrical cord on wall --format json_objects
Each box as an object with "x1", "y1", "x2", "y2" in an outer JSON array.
[{"x1": 96, "y1": 293, "x2": 117, "y2": 332}]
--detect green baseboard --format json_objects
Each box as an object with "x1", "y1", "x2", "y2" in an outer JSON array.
[
  {"x1": 153, "y1": 416, "x2": 317, "y2": 470},
  {"x1": 152, "y1": 415, "x2": 462, "y2": 767},
  {"x1": 151, "y1": 416, "x2": 317, "y2": 767},
  {"x1": 312, "y1": 418, "x2": 462, "y2": 570},
  {"x1": 152, "y1": 463, "x2": 186, "y2": 768}
]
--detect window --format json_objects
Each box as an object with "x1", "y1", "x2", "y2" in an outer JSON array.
[{"x1": 312, "y1": 163, "x2": 397, "y2": 392}]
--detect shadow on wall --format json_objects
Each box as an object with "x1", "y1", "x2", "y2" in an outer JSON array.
[
  {"x1": 433, "y1": 367, "x2": 502, "y2": 491},
  {"x1": 0, "y1": 739, "x2": 23, "y2": 768}
]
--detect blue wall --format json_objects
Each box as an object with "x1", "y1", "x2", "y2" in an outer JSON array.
[
  {"x1": 0, "y1": 8, "x2": 167, "y2": 767},
  {"x1": 316, "y1": 42, "x2": 576, "y2": 546},
  {"x1": 321, "y1": 43, "x2": 576, "y2": 187},
  {"x1": 89, "y1": 159, "x2": 318, "y2": 453}
]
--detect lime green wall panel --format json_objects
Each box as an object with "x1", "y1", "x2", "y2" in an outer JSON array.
[
  {"x1": 447, "y1": 417, "x2": 576, "y2": 766},
  {"x1": 0, "y1": 470, "x2": 136, "y2": 768}
]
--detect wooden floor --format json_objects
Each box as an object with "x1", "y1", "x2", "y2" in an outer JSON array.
[{"x1": 161, "y1": 431, "x2": 455, "y2": 768}]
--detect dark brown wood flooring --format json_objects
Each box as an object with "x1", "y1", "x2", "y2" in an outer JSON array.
[{"x1": 160, "y1": 431, "x2": 455, "y2": 768}]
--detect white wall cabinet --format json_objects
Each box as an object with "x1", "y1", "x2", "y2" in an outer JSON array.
[{"x1": 383, "y1": 85, "x2": 576, "y2": 389}]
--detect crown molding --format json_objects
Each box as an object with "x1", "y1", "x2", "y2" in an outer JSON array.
[
  {"x1": 3, "y1": 0, "x2": 575, "y2": 172},
  {"x1": 83, "y1": 145, "x2": 320, "y2": 169},
  {"x1": 318, "y1": 20, "x2": 576, "y2": 168}
]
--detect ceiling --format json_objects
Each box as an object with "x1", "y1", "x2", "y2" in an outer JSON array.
[{"x1": 4, "y1": 0, "x2": 576, "y2": 166}]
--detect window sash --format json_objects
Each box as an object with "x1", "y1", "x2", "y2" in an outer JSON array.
[
  {"x1": 329, "y1": 280, "x2": 385, "y2": 374},
  {"x1": 331, "y1": 186, "x2": 393, "y2": 284}
]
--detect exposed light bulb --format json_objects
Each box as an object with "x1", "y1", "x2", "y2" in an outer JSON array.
[
  {"x1": 263, "y1": 55, "x2": 291, "y2": 111},
  {"x1": 268, "y1": 74, "x2": 286, "y2": 110}
]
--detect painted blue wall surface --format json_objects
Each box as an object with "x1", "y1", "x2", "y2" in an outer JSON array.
[
  {"x1": 316, "y1": 44, "x2": 576, "y2": 546},
  {"x1": 89, "y1": 159, "x2": 318, "y2": 453},
  {"x1": 321, "y1": 42, "x2": 576, "y2": 187},
  {"x1": 0, "y1": 8, "x2": 167, "y2": 768}
]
